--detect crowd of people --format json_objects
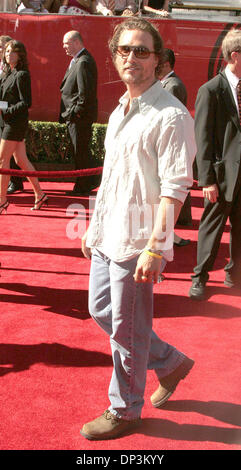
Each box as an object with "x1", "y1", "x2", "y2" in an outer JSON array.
[
  {"x1": 1, "y1": 0, "x2": 184, "y2": 17},
  {"x1": 0, "y1": 11, "x2": 240, "y2": 442}
]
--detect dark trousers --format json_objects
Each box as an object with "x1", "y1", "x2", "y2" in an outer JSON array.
[
  {"x1": 192, "y1": 178, "x2": 241, "y2": 284},
  {"x1": 176, "y1": 191, "x2": 192, "y2": 226},
  {"x1": 67, "y1": 120, "x2": 98, "y2": 191}
]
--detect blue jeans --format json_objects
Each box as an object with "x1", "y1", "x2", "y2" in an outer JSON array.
[{"x1": 88, "y1": 249, "x2": 185, "y2": 420}]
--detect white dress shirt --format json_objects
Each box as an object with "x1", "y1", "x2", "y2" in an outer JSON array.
[
  {"x1": 225, "y1": 65, "x2": 240, "y2": 115},
  {"x1": 87, "y1": 80, "x2": 196, "y2": 262},
  {"x1": 160, "y1": 70, "x2": 174, "y2": 85},
  {"x1": 69, "y1": 48, "x2": 85, "y2": 69}
]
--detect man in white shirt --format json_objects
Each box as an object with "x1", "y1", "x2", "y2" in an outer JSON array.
[
  {"x1": 81, "y1": 17, "x2": 196, "y2": 440},
  {"x1": 189, "y1": 29, "x2": 241, "y2": 301}
]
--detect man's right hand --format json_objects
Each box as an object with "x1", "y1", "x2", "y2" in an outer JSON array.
[
  {"x1": 202, "y1": 184, "x2": 219, "y2": 203},
  {"x1": 81, "y1": 230, "x2": 91, "y2": 259}
]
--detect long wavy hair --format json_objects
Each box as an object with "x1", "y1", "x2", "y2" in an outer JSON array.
[{"x1": 2, "y1": 40, "x2": 29, "y2": 74}]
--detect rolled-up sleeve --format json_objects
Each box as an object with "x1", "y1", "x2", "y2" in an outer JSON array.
[{"x1": 156, "y1": 111, "x2": 196, "y2": 203}]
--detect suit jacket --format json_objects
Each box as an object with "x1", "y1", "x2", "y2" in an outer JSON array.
[
  {"x1": 195, "y1": 70, "x2": 241, "y2": 202},
  {"x1": 162, "y1": 71, "x2": 187, "y2": 106},
  {"x1": 59, "y1": 48, "x2": 98, "y2": 125},
  {"x1": 0, "y1": 69, "x2": 31, "y2": 127}
]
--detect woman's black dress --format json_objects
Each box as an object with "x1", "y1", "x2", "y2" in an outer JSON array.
[{"x1": 0, "y1": 68, "x2": 32, "y2": 141}]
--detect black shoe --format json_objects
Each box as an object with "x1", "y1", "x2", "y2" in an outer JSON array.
[
  {"x1": 189, "y1": 280, "x2": 206, "y2": 300},
  {"x1": 66, "y1": 184, "x2": 98, "y2": 196},
  {"x1": 176, "y1": 219, "x2": 192, "y2": 226},
  {"x1": 7, "y1": 181, "x2": 24, "y2": 194},
  {"x1": 224, "y1": 273, "x2": 241, "y2": 289},
  {"x1": 65, "y1": 188, "x2": 92, "y2": 196},
  {"x1": 66, "y1": 189, "x2": 85, "y2": 196},
  {"x1": 174, "y1": 238, "x2": 191, "y2": 247}
]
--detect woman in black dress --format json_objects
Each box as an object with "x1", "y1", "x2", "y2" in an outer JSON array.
[{"x1": 0, "y1": 40, "x2": 47, "y2": 214}]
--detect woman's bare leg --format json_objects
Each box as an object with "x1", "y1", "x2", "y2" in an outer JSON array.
[
  {"x1": 13, "y1": 140, "x2": 44, "y2": 201},
  {"x1": 163, "y1": 0, "x2": 169, "y2": 11},
  {"x1": 0, "y1": 139, "x2": 17, "y2": 205}
]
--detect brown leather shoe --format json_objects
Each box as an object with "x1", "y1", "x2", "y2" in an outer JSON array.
[
  {"x1": 80, "y1": 410, "x2": 141, "y2": 440},
  {"x1": 151, "y1": 357, "x2": 194, "y2": 408}
]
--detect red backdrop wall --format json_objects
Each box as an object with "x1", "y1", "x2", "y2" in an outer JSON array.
[{"x1": 0, "y1": 13, "x2": 239, "y2": 122}]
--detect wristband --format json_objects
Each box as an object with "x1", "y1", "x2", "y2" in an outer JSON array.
[{"x1": 145, "y1": 249, "x2": 163, "y2": 260}]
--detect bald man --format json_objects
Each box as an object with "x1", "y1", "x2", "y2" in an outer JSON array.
[{"x1": 60, "y1": 31, "x2": 98, "y2": 195}]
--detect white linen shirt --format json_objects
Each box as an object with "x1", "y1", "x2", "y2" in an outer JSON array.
[{"x1": 87, "y1": 80, "x2": 196, "y2": 262}]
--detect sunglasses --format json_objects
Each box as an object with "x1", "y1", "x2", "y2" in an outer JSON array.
[{"x1": 116, "y1": 45, "x2": 155, "y2": 59}]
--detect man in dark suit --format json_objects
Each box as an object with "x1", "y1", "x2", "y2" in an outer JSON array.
[
  {"x1": 160, "y1": 48, "x2": 192, "y2": 245},
  {"x1": 60, "y1": 30, "x2": 98, "y2": 195},
  {"x1": 189, "y1": 29, "x2": 241, "y2": 300},
  {"x1": 160, "y1": 48, "x2": 187, "y2": 105}
]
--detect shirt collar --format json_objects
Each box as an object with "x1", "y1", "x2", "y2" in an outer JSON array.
[
  {"x1": 119, "y1": 80, "x2": 163, "y2": 115},
  {"x1": 225, "y1": 64, "x2": 240, "y2": 88},
  {"x1": 72, "y1": 47, "x2": 85, "y2": 62},
  {"x1": 160, "y1": 70, "x2": 174, "y2": 83}
]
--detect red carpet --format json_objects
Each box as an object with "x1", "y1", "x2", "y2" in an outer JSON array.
[{"x1": 0, "y1": 182, "x2": 240, "y2": 451}]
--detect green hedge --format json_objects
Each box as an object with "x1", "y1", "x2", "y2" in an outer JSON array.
[{"x1": 26, "y1": 121, "x2": 107, "y2": 165}]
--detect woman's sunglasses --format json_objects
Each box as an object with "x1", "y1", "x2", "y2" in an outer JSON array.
[{"x1": 116, "y1": 45, "x2": 155, "y2": 59}]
